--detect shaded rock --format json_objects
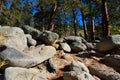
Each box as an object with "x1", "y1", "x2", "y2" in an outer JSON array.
[
  {"x1": 0, "y1": 46, "x2": 56, "y2": 68},
  {"x1": 85, "y1": 43, "x2": 94, "y2": 49},
  {"x1": 5, "y1": 67, "x2": 47, "y2": 80},
  {"x1": 60, "y1": 43, "x2": 71, "y2": 52},
  {"x1": 104, "y1": 54, "x2": 120, "y2": 67},
  {"x1": 70, "y1": 60, "x2": 89, "y2": 73},
  {"x1": 63, "y1": 71, "x2": 95, "y2": 80},
  {"x1": 39, "y1": 31, "x2": 59, "y2": 45},
  {"x1": 70, "y1": 42, "x2": 87, "y2": 52},
  {"x1": 21, "y1": 25, "x2": 41, "y2": 39},
  {"x1": 96, "y1": 34, "x2": 120, "y2": 52},
  {"x1": 64, "y1": 36, "x2": 87, "y2": 44},
  {"x1": 0, "y1": 27, "x2": 27, "y2": 51},
  {"x1": 89, "y1": 63, "x2": 120, "y2": 80},
  {"x1": 48, "y1": 58, "x2": 57, "y2": 72},
  {"x1": 26, "y1": 34, "x2": 36, "y2": 46}
]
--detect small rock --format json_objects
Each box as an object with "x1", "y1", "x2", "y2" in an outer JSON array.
[
  {"x1": 26, "y1": 34, "x2": 37, "y2": 46},
  {"x1": 60, "y1": 43, "x2": 71, "y2": 52}
]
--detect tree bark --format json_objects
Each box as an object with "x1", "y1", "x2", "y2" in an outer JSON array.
[
  {"x1": 48, "y1": 3, "x2": 58, "y2": 31},
  {"x1": 90, "y1": 17, "x2": 95, "y2": 41},
  {"x1": 102, "y1": 0, "x2": 110, "y2": 37},
  {"x1": 81, "y1": 11, "x2": 88, "y2": 40},
  {"x1": 72, "y1": 8, "x2": 77, "y2": 36},
  {"x1": 89, "y1": 0, "x2": 95, "y2": 41}
]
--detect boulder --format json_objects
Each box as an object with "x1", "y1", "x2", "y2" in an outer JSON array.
[
  {"x1": 39, "y1": 31, "x2": 59, "y2": 45},
  {"x1": 0, "y1": 46, "x2": 56, "y2": 68},
  {"x1": 25, "y1": 34, "x2": 37, "y2": 46},
  {"x1": 48, "y1": 58, "x2": 57, "y2": 72},
  {"x1": 60, "y1": 43, "x2": 71, "y2": 52},
  {"x1": 96, "y1": 34, "x2": 120, "y2": 52},
  {"x1": 21, "y1": 25, "x2": 42, "y2": 39},
  {"x1": 70, "y1": 42, "x2": 87, "y2": 52},
  {"x1": 64, "y1": 36, "x2": 87, "y2": 44},
  {"x1": 5, "y1": 67, "x2": 47, "y2": 80},
  {"x1": 0, "y1": 27, "x2": 27, "y2": 51},
  {"x1": 63, "y1": 71, "x2": 95, "y2": 80},
  {"x1": 89, "y1": 63, "x2": 120, "y2": 80},
  {"x1": 70, "y1": 60, "x2": 89, "y2": 73},
  {"x1": 104, "y1": 54, "x2": 120, "y2": 67}
]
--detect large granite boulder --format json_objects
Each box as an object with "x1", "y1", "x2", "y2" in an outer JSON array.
[
  {"x1": 96, "y1": 34, "x2": 120, "y2": 52},
  {"x1": 89, "y1": 63, "x2": 120, "y2": 80},
  {"x1": 39, "y1": 31, "x2": 59, "y2": 45},
  {"x1": 21, "y1": 25, "x2": 42, "y2": 39},
  {"x1": 0, "y1": 27, "x2": 27, "y2": 51},
  {"x1": 5, "y1": 67, "x2": 47, "y2": 80},
  {"x1": 104, "y1": 54, "x2": 120, "y2": 67},
  {"x1": 0, "y1": 46, "x2": 56, "y2": 68}
]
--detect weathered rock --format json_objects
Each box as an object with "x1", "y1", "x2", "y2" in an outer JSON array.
[
  {"x1": 70, "y1": 60, "x2": 89, "y2": 73},
  {"x1": 5, "y1": 67, "x2": 47, "y2": 80},
  {"x1": 0, "y1": 27, "x2": 27, "y2": 51},
  {"x1": 70, "y1": 42, "x2": 87, "y2": 52},
  {"x1": 63, "y1": 71, "x2": 95, "y2": 80},
  {"x1": 39, "y1": 31, "x2": 59, "y2": 45},
  {"x1": 89, "y1": 63, "x2": 120, "y2": 80},
  {"x1": 0, "y1": 46, "x2": 56, "y2": 68},
  {"x1": 49, "y1": 58, "x2": 57, "y2": 71},
  {"x1": 26, "y1": 34, "x2": 37, "y2": 46},
  {"x1": 104, "y1": 54, "x2": 120, "y2": 67},
  {"x1": 21, "y1": 25, "x2": 42, "y2": 39},
  {"x1": 96, "y1": 34, "x2": 120, "y2": 52},
  {"x1": 85, "y1": 43, "x2": 94, "y2": 49},
  {"x1": 60, "y1": 43, "x2": 71, "y2": 52},
  {"x1": 64, "y1": 36, "x2": 87, "y2": 44}
]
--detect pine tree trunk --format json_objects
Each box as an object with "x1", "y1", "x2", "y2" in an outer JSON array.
[
  {"x1": 102, "y1": 0, "x2": 110, "y2": 37},
  {"x1": 72, "y1": 9, "x2": 77, "y2": 36},
  {"x1": 81, "y1": 11, "x2": 88, "y2": 40},
  {"x1": 48, "y1": 3, "x2": 58, "y2": 31},
  {"x1": 90, "y1": 17, "x2": 95, "y2": 41}
]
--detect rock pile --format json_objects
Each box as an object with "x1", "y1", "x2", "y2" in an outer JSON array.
[{"x1": 0, "y1": 25, "x2": 120, "y2": 80}]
